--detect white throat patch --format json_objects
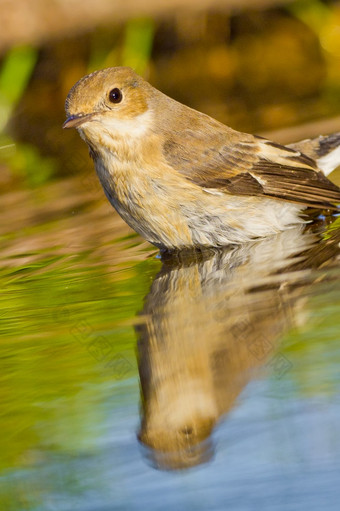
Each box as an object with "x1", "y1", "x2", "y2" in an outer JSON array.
[
  {"x1": 99, "y1": 109, "x2": 153, "y2": 139},
  {"x1": 77, "y1": 109, "x2": 154, "y2": 145}
]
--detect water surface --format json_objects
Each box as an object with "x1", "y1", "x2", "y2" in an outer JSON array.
[{"x1": 1, "y1": 176, "x2": 340, "y2": 510}]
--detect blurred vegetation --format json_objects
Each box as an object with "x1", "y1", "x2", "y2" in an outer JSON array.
[
  {"x1": 1, "y1": 1, "x2": 340, "y2": 188},
  {"x1": 0, "y1": 46, "x2": 57, "y2": 186}
]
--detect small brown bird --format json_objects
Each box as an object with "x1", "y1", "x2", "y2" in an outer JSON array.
[{"x1": 64, "y1": 67, "x2": 340, "y2": 249}]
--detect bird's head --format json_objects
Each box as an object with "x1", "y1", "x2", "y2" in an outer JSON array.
[{"x1": 64, "y1": 67, "x2": 154, "y2": 142}]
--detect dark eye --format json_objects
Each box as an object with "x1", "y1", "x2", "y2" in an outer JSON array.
[{"x1": 108, "y1": 88, "x2": 123, "y2": 104}]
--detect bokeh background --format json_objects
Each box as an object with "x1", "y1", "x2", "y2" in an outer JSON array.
[{"x1": 2, "y1": 0, "x2": 340, "y2": 188}]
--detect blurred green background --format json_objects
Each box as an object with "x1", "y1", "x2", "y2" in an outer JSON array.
[{"x1": 2, "y1": 0, "x2": 340, "y2": 188}]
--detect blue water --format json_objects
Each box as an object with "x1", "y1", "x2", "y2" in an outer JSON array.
[{"x1": 1, "y1": 178, "x2": 340, "y2": 510}]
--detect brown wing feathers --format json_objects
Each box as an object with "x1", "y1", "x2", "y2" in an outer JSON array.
[
  {"x1": 249, "y1": 159, "x2": 340, "y2": 209},
  {"x1": 163, "y1": 132, "x2": 340, "y2": 210}
]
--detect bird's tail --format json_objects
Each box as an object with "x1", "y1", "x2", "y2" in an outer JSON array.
[{"x1": 288, "y1": 132, "x2": 340, "y2": 176}]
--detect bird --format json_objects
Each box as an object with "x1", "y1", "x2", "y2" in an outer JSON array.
[{"x1": 64, "y1": 66, "x2": 340, "y2": 250}]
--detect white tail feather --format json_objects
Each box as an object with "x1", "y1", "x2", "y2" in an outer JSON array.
[{"x1": 317, "y1": 145, "x2": 340, "y2": 176}]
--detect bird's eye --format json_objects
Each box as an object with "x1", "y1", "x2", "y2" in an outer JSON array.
[{"x1": 108, "y1": 88, "x2": 123, "y2": 104}]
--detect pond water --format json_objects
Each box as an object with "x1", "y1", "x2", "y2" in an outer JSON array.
[{"x1": 1, "y1": 174, "x2": 340, "y2": 510}]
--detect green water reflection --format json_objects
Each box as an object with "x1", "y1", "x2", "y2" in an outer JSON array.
[{"x1": 0, "y1": 177, "x2": 340, "y2": 509}]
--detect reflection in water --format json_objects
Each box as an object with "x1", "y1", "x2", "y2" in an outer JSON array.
[{"x1": 136, "y1": 222, "x2": 340, "y2": 470}]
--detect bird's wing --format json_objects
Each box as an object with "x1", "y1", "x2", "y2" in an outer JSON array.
[{"x1": 162, "y1": 129, "x2": 340, "y2": 210}]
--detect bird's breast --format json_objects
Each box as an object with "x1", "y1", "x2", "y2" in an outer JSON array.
[
  {"x1": 91, "y1": 147, "x2": 303, "y2": 249},
  {"x1": 92, "y1": 150, "x2": 195, "y2": 248}
]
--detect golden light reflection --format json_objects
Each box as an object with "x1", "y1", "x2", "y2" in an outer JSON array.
[{"x1": 135, "y1": 222, "x2": 340, "y2": 470}]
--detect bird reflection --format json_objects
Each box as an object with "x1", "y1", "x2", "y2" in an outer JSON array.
[{"x1": 135, "y1": 221, "x2": 340, "y2": 470}]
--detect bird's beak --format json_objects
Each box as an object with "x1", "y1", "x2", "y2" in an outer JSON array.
[{"x1": 63, "y1": 113, "x2": 94, "y2": 129}]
